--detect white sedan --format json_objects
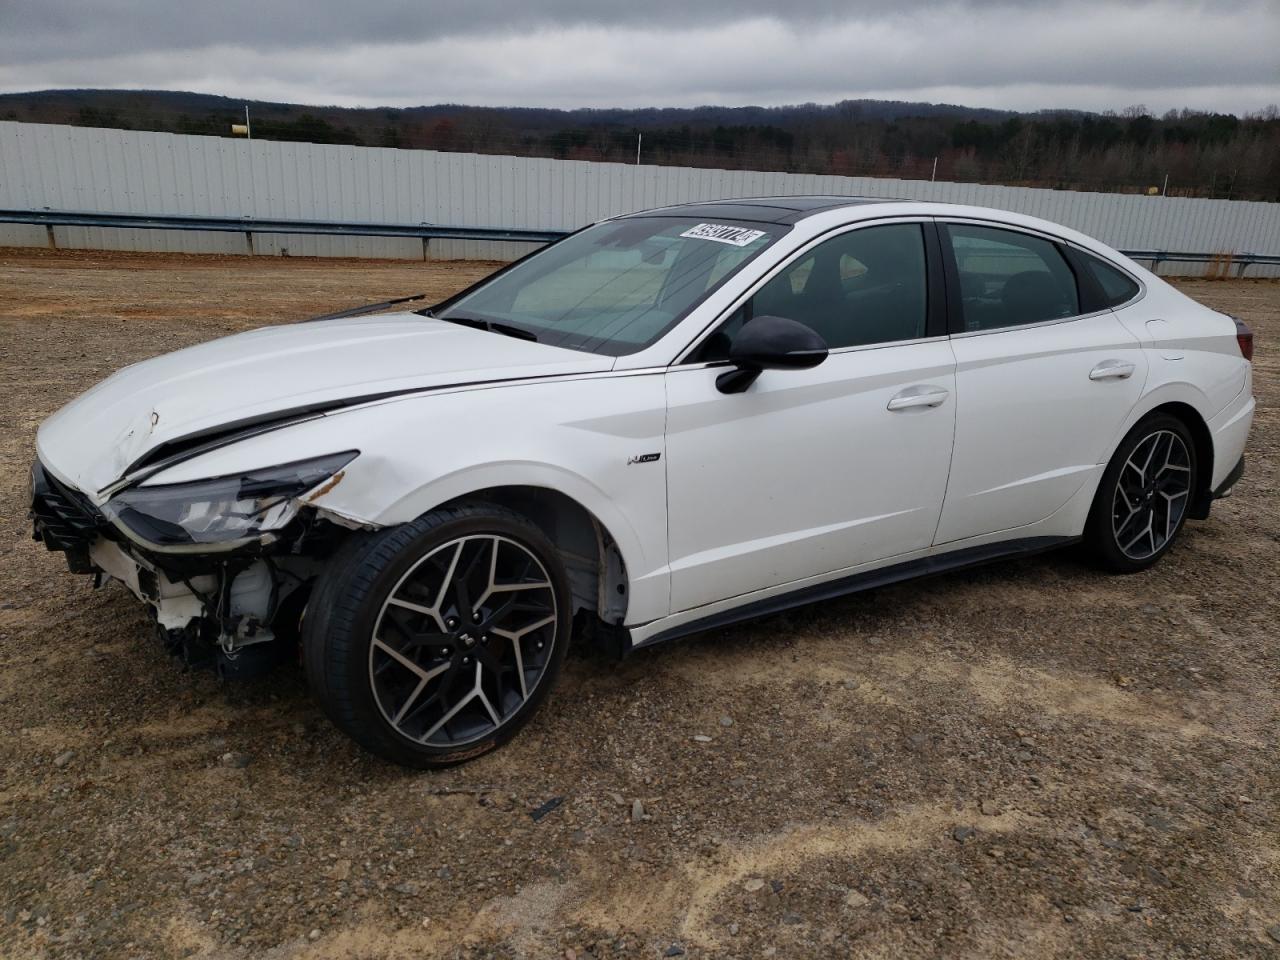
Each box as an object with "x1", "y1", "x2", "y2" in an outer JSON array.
[{"x1": 30, "y1": 197, "x2": 1255, "y2": 767}]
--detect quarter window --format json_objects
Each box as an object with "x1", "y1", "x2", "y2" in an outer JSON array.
[
  {"x1": 1079, "y1": 252, "x2": 1141, "y2": 307},
  {"x1": 695, "y1": 223, "x2": 929, "y2": 360},
  {"x1": 945, "y1": 224, "x2": 1080, "y2": 331}
]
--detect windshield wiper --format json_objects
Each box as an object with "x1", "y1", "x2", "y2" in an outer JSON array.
[
  {"x1": 429, "y1": 312, "x2": 539, "y2": 342},
  {"x1": 300, "y1": 292, "x2": 429, "y2": 323}
]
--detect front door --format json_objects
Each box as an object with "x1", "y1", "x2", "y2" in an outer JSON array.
[{"x1": 664, "y1": 221, "x2": 958, "y2": 614}]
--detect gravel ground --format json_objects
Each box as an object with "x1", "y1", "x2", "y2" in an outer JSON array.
[{"x1": 0, "y1": 248, "x2": 1277, "y2": 960}]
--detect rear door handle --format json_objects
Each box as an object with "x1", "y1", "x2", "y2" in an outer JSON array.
[
  {"x1": 887, "y1": 386, "x2": 950, "y2": 411},
  {"x1": 1089, "y1": 360, "x2": 1136, "y2": 381}
]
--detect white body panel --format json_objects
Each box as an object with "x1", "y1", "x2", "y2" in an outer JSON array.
[
  {"x1": 134, "y1": 372, "x2": 674, "y2": 624},
  {"x1": 665, "y1": 341, "x2": 956, "y2": 613},
  {"x1": 936, "y1": 312, "x2": 1148, "y2": 544},
  {"x1": 33, "y1": 199, "x2": 1256, "y2": 641},
  {"x1": 37, "y1": 314, "x2": 611, "y2": 497}
]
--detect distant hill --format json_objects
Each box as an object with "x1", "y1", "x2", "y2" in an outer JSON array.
[
  {"x1": 0, "y1": 88, "x2": 1021, "y2": 140},
  {"x1": 1, "y1": 89, "x2": 1275, "y2": 200}
]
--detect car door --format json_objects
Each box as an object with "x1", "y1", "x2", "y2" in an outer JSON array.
[
  {"x1": 933, "y1": 220, "x2": 1149, "y2": 545},
  {"x1": 664, "y1": 220, "x2": 958, "y2": 614}
]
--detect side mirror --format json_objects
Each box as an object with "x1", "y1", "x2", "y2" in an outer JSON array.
[{"x1": 716, "y1": 315, "x2": 829, "y2": 394}]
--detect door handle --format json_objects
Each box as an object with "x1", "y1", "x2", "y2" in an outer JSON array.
[
  {"x1": 1089, "y1": 360, "x2": 1136, "y2": 381},
  {"x1": 887, "y1": 386, "x2": 950, "y2": 411}
]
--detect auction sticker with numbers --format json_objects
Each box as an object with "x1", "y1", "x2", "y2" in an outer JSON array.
[{"x1": 679, "y1": 223, "x2": 768, "y2": 247}]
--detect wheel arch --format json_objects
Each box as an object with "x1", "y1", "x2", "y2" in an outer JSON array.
[
  {"x1": 1106, "y1": 380, "x2": 1215, "y2": 499},
  {"x1": 435, "y1": 484, "x2": 631, "y2": 629},
  {"x1": 1144, "y1": 401, "x2": 1214, "y2": 518}
]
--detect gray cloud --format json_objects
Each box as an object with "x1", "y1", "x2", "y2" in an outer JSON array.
[
  {"x1": 0, "y1": 0, "x2": 1276, "y2": 113},
  {"x1": 1, "y1": 0, "x2": 1075, "y2": 61}
]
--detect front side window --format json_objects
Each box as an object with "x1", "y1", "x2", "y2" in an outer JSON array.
[
  {"x1": 945, "y1": 224, "x2": 1080, "y2": 332},
  {"x1": 694, "y1": 223, "x2": 929, "y2": 361},
  {"x1": 437, "y1": 217, "x2": 783, "y2": 356}
]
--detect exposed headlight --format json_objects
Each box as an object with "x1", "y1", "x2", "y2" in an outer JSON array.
[{"x1": 103, "y1": 451, "x2": 358, "y2": 549}]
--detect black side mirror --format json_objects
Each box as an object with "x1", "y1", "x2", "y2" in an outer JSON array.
[{"x1": 716, "y1": 315, "x2": 829, "y2": 394}]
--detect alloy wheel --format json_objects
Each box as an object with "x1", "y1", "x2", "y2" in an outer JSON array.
[
  {"x1": 369, "y1": 535, "x2": 558, "y2": 746},
  {"x1": 1111, "y1": 429, "x2": 1192, "y2": 561}
]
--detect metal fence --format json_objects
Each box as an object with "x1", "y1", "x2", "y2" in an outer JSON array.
[{"x1": 2, "y1": 120, "x2": 1279, "y2": 276}]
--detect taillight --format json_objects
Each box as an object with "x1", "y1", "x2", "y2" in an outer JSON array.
[{"x1": 1233, "y1": 317, "x2": 1254, "y2": 362}]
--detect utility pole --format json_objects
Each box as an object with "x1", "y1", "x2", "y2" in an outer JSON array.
[
  {"x1": 931, "y1": 156, "x2": 937, "y2": 182},
  {"x1": 245, "y1": 105, "x2": 252, "y2": 140},
  {"x1": 636, "y1": 133, "x2": 642, "y2": 165},
  {"x1": 1161, "y1": 173, "x2": 1168, "y2": 196}
]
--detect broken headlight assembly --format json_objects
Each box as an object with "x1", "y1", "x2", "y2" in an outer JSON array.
[{"x1": 102, "y1": 451, "x2": 358, "y2": 551}]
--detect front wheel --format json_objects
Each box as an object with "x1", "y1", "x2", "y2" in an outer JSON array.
[
  {"x1": 1084, "y1": 413, "x2": 1198, "y2": 573},
  {"x1": 303, "y1": 503, "x2": 571, "y2": 768}
]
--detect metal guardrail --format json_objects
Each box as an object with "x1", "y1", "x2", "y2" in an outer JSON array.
[
  {"x1": 3, "y1": 208, "x2": 1279, "y2": 274},
  {"x1": 0, "y1": 208, "x2": 567, "y2": 245},
  {"x1": 1120, "y1": 249, "x2": 1280, "y2": 277}
]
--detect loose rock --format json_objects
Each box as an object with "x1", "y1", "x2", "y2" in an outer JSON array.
[{"x1": 326, "y1": 859, "x2": 351, "y2": 881}]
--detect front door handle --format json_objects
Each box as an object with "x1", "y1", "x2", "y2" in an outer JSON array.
[
  {"x1": 1089, "y1": 359, "x2": 1136, "y2": 381},
  {"x1": 887, "y1": 386, "x2": 950, "y2": 411}
]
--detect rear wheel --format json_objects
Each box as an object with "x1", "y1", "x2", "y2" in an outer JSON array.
[
  {"x1": 303, "y1": 503, "x2": 570, "y2": 768},
  {"x1": 1085, "y1": 413, "x2": 1198, "y2": 573}
]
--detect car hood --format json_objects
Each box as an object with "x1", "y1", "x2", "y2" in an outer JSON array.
[{"x1": 37, "y1": 312, "x2": 613, "y2": 497}]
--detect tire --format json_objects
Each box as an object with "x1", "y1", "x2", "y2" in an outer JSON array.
[
  {"x1": 303, "y1": 502, "x2": 571, "y2": 768},
  {"x1": 1084, "y1": 413, "x2": 1198, "y2": 574}
]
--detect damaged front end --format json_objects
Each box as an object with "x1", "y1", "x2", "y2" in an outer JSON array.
[{"x1": 29, "y1": 452, "x2": 359, "y2": 677}]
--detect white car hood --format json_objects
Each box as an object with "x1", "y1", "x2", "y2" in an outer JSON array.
[{"x1": 37, "y1": 312, "x2": 613, "y2": 496}]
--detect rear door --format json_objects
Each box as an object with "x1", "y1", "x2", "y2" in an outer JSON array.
[
  {"x1": 664, "y1": 220, "x2": 957, "y2": 613},
  {"x1": 933, "y1": 220, "x2": 1148, "y2": 544}
]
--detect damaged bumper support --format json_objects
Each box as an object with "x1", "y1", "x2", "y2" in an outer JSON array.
[{"x1": 29, "y1": 455, "x2": 358, "y2": 675}]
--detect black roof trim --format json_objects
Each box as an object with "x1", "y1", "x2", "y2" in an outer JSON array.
[{"x1": 620, "y1": 195, "x2": 907, "y2": 224}]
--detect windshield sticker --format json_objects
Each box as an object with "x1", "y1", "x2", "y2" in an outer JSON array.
[{"x1": 680, "y1": 223, "x2": 767, "y2": 247}]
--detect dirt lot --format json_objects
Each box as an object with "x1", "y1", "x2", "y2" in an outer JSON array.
[{"x1": 0, "y1": 248, "x2": 1277, "y2": 960}]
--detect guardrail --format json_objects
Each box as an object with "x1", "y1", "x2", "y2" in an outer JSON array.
[
  {"x1": 0, "y1": 208, "x2": 567, "y2": 245},
  {"x1": 4, "y1": 208, "x2": 1279, "y2": 275},
  {"x1": 1120, "y1": 249, "x2": 1280, "y2": 278}
]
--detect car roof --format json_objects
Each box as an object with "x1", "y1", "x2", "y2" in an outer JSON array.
[{"x1": 619, "y1": 195, "x2": 907, "y2": 225}]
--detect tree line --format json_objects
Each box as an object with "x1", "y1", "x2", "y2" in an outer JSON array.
[{"x1": 5, "y1": 91, "x2": 1277, "y2": 200}]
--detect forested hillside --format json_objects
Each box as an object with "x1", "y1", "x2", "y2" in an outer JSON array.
[{"x1": 2, "y1": 89, "x2": 1276, "y2": 200}]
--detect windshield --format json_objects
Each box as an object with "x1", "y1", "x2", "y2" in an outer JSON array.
[{"x1": 436, "y1": 216, "x2": 785, "y2": 356}]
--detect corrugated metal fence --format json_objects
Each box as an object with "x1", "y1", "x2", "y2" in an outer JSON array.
[{"x1": 2, "y1": 120, "x2": 1278, "y2": 276}]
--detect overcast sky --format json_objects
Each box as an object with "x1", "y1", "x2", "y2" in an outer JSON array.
[{"x1": 1, "y1": 0, "x2": 1277, "y2": 115}]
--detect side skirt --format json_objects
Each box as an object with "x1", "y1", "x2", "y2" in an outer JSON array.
[{"x1": 630, "y1": 535, "x2": 1079, "y2": 651}]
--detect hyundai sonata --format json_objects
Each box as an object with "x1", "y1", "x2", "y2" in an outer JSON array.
[{"x1": 30, "y1": 197, "x2": 1255, "y2": 767}]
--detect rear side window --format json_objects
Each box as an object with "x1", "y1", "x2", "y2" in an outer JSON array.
[
  {"x1": 945, "y1": 224, "x2": 1080, "y2": 332},
  {"x1": 1079, "y1": 252, "x2": 1141, "y2": 307}
]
